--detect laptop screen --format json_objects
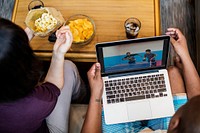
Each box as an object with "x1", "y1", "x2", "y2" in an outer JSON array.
[{"x1": 96, "y1": 36, "x2": 170, "y2": 75}]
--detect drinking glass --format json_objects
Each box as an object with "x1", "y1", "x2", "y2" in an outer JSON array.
[{"x1": 124, "y1": 17, "x2": 141, "y2": 39}]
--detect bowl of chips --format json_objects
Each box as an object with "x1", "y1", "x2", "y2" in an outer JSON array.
[{"x1": 65, "y1": 14, "x2": 95, "y2": 45}]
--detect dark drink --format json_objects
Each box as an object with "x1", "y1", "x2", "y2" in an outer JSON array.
[
  {"x1": 31, "y1": 5, "x2": 43, "y2": 10},
  {"x1": 28, "y1": 0, "x2": 44, "y2": 11},
  {"x1": 124, "y1": 18, "x2": 141, "y2": 39}
]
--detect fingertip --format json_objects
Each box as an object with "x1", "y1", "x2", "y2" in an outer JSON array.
[{"x1": 96, "y1": 63, "x2": 101, "y2": 69}]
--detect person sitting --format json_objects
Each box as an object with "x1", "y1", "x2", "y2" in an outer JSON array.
[
  {"x1": 81, "y1": 28, "x2": 200, "y2": 133},
  {"x1": 0, "y1": 18, "x2": 85, "y2": 133}
]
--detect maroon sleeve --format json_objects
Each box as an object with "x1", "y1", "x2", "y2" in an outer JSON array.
[
  {"x1": 0, "y1": 82, "x2": 61, "y2": 132},
  {"x1": 30, "y1": 82, "x2": 61, "y2": 118},
  {"x1": 33, "y1": 82, "x2": 61, "y2": 101}
]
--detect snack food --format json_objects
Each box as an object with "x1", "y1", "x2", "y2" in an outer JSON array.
[
  {"x1": 25, "y1": 7, "x2": 65, "y2": 37},
  {"x1": 35, "y1": 12, "x2": 57, "y2": 32},
  {"x1": 68, "y1": 18, "x2": 94, "y2": 43}
]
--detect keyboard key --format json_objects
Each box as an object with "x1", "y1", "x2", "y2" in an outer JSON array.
[
  {"x1": 106, "y1": 91, "x2": 113, "y2": 95},
  {"x1": 107, "y1": 95, "x2": 115, "y2": 99},
  {"x1": 164, "y1": 94, "x2": 168, "y2": 97},
  {"x1": 159, "y1": 93, "x2": 164, "y2": 97},
  {"x1": 116, "y1": 94, "x2": 119, "y2": 98},
  {"x1": 105, "y1": 83, "x2": 109, "y2": 87},
  {"x1": 151, "y1": 94, "x2": 155, "y2": 98},
  {"x1": 120, "y1": 98, "x2": 125, "y2": 102},
  {"x1": 106, "y1": 87, "x2": 111, "y2": 91},
  {"x1": 158, "y1": 88, "x2": 167, "y2": 92},
  {"x1": 116, "y1": 98, "x2": 119, "y2": 103},
  {"x1": 107, "y1": 100, "x2": 111, "y2": 104},
  {"x1": 146, "y1": 94, "x2": 151, "y2": 98},
  {"x1": 111, "y1": 99, "x2": 115, "y2": 103},
  {"x1": 125, "y1": 95, "x2": 145, "y2": 101}
]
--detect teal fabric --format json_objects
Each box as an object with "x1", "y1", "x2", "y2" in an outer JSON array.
[{"x1": 102, "y1": 94, "x2": 188, "y2": 133}]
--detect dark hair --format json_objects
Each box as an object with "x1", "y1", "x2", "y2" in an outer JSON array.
[
  {"x1": 0, "y1": 18, "x2": 41, "y2": 102},
  {"x1": 177, "y1": 95, "x2": 200, "y2": 133},
  {"x1": 145, "y1": 49, "x2": 151, "y2": 52}
]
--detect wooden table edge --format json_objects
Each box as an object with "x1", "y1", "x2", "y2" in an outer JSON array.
[
  {"x1": 154, "y1": 0, "x2": 161, "y2": 36},
  {"x1": 35, "y1": 52, "x2": 97, "y2": 62},
  {"x1": 11, "y1": 0, "x2": 19, "y2": 22}
]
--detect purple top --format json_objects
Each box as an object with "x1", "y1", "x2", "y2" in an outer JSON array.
[{"x1": 0, "y1": 82, "x2": 60, "y2": 133}]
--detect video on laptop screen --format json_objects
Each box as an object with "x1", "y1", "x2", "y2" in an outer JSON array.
[{"x1": 101, "y1": 40, "x2": 166, "y2": 74}]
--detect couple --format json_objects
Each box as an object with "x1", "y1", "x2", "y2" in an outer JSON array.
[{"x1": 0, "y1": 18, "x2": 199, "y2": 133}]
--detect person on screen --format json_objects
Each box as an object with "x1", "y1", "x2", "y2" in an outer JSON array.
[
  {"x1": 143, "y1": 49, "x2": 156, "y2": 66},
  {"x1": 122, "y1": 52, "x2": 142, "y2": 64}
]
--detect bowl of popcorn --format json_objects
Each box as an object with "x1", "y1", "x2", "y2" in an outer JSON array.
[
  {"x1": 25, "y1": 7, "x2": 65, "y2": 37},
  {"x1": 65, "y1": 14, "x2": 95, "y2": 45}
]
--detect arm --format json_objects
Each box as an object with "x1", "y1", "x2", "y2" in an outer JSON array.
[
  {"x1": 122, "y1": 56, "x2": 128, "y2": 60},
  {"x1": 24, "y1": 27, "x2": 34, "y2": 41},
  {"x1": 45, "y1": 26, "x2": 73, "y2": 90},
  {"x1": 81, "y1": 63, "x2": 103, "y2": 133},
  {"x1": 166, "y1": 28, "x2": 200, "y2": 99},
  {"x1": 150, "y1": 54, "x2": 156, "y2": 61}
]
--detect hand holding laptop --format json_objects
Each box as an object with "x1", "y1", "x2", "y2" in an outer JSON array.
[
  {"x1": 81, "y1": 63, "x2": 103, "y2": 133},
  {"x1": 166, "y1": 28, "x2": 189, "y2": 59},
  {"x1": 166, "y1": 28, "x2": 200, "y2": 99},
  {"x1": 87, "y1": 63, "x2": 103, "y2": 101}
]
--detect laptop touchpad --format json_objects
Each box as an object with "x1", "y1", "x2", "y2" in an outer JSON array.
[{"x1": 127, "y1": 101, "x2": 152, "y2": 121}]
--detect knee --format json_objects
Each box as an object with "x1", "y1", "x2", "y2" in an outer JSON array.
[
  {"x1": 167, "y1": 66, "x2": 181, "y2": 77},
  {"x1": 64, "y1": 60, "x2": 76, "y2": 69},
  {"x1": 64, "y1": 60, "x2": 78, "y2": 74}
]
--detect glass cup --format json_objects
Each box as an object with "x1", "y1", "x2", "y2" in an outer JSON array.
[
  {"x1": 28, "y1": 0, "x2": 44, "y2": 11},
  {"x1": 124, "y1": 17, "x2": 141, "y2": 39}
]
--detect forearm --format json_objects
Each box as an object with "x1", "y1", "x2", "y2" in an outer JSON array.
[
  {"x1": 24, "y1": 27, "x2": 34, "y2": 41},
  {"x1": 181, "y1": 53, "x2": 200, "y2": 99},
  {"x1": 45, "y1": 52, "x2": 65, "y2": 89},
  {"x1": 81, "y1": 96, "x2": 102, "y2": 133}
]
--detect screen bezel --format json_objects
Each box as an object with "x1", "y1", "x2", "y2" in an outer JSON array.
[{"x1": 96, "y1": 35, "x2": 170, "y2": 77}]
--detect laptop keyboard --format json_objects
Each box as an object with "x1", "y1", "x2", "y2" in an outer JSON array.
[{"x1": 104, "y1": 74, "x2": 168, "y2": 104}]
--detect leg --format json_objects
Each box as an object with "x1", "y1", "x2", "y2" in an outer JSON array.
[
  {"x1": 167, "y1": 66, "x2": 185, "y2": 94},
  {"x1": 46, "y1": 60, "x2": 84, "y2": 133}
]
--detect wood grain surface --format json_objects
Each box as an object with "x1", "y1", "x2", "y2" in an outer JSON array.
[
  {"x1": 160, "y1": 0, "x2": 196, "y2": 64},
  {"x1": 12, "y1": 0, "x2": 160, "y2": 62}
]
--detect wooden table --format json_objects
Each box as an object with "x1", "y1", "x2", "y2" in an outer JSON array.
[{"x1": 12, "y1": 0, "x2": 160, "y2": 62}]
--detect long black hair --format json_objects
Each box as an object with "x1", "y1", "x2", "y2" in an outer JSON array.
[{"x1": 0, "y1": 18, "x2": 41, "y2": 102}]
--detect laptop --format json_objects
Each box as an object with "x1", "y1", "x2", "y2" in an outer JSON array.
[{"x1": 96, "y1": 35, "x2": 175, "y2": 125}]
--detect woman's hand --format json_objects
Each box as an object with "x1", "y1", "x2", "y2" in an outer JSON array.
[
  {"x1": 53, "y1": 26, "x2": 73, "y2": 57},
  {"x1": 166, "y1": 28, "x2": 190, "y2": 58},
  {"x1": 87, "y1": 63, "x2": 103, "y2": 101}
]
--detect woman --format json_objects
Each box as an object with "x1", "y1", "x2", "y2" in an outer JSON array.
[
  {"x1": 82, "y1": 28, "x2": 200, "y2": 133},
  {"x1": 0, "y1": 18, "x2": 83, "y2": 133}
]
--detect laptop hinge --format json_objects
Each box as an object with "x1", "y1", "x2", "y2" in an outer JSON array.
[{"x1": 108, "y1": 69, "x2": 160, "y2": 79}]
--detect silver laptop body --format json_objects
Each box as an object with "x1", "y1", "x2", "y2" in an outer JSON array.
[{"x1": 96, "y1": 35, "x2": 174, "y2": 125}]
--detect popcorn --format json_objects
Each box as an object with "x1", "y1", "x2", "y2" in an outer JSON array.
[{"x1": 34, "y1": 12, "x2": 57, "y2": 32}]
